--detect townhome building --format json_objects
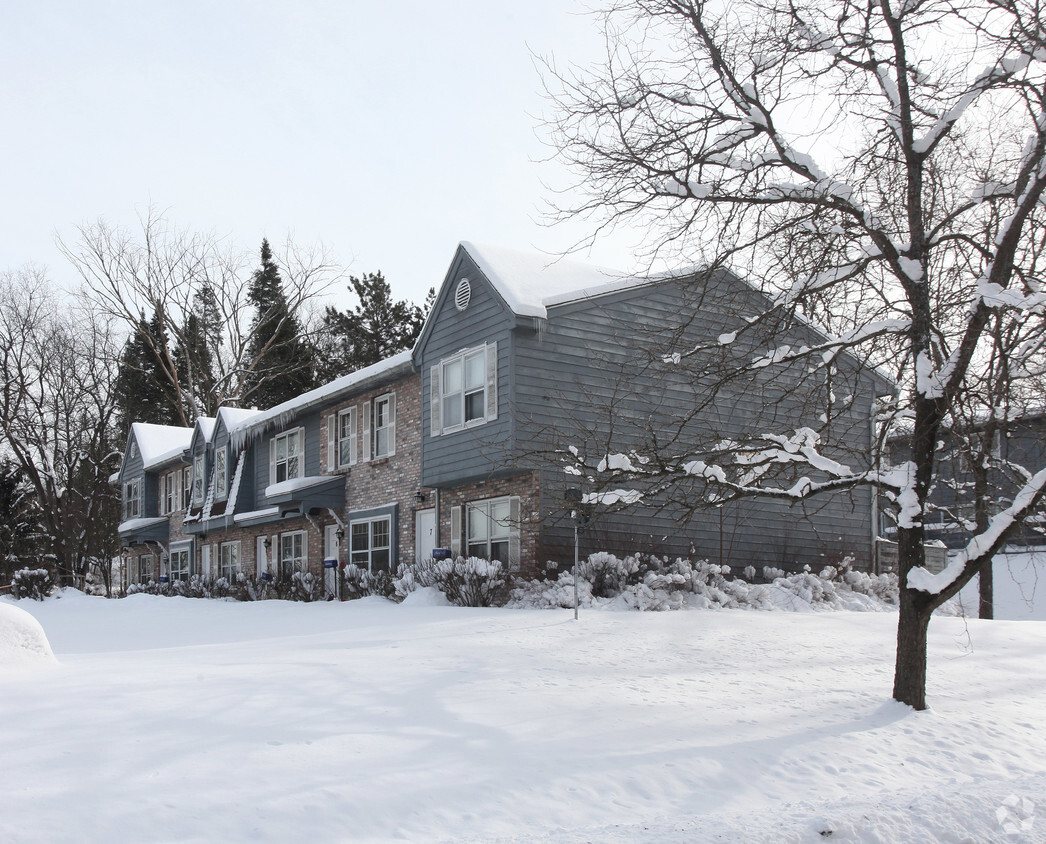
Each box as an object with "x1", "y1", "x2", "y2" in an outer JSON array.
[{"x1": 117, "y1": 242, "x2": 892, "y2": 589}]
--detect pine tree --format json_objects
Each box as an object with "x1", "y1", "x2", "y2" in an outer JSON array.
[
  {"x1": 243, "y1": 239, "x2": 316, "y2": 409},
  {"x1": 0, "y1": 459, "x2": 41, "y2": 584},
  {"x1": 316, "y1": 272, "x2": 431, "y2": 382},
  {"x1": 114, "y1": 307, "x2": 179, "y2": 432},
  {"x1": 173, "y1": 284, "x2": 221, "y2": 418}
]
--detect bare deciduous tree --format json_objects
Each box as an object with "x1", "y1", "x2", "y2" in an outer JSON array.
[
  {"x1": 545, "y1": 0, "x2": 1046, "y2": 708},
  {"x1": 0, "y1": 268, "x2": 121, "y2": 591},
  {"x1": 62, "y1": 209, "x2": 342, "y2": 424}
]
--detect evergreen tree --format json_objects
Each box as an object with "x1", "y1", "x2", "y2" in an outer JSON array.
[
  {"x1": 316, "y1": 272, "x2": 432, "y2": 382},
  {"x1": 243, "y1": 239, "x2": 316, "y2": 409},
  {"x1": 0, "y1": 459, "x2": 41, "y2": 584},
  {"x1": 113, "y1": 307, "x2": 178, "y2": 432},
  {"x1": 173, "y1": 284, "x2": 221, "y2": 418}
]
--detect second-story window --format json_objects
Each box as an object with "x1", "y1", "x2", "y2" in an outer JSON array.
[
  {"x1": 215, "y1": 448, "x2": 228, "y2": 499},
  {"x1": 162, "y1": 470, "x2": 177, "y2": 515},
  {"x1": 182, "y1": 466, "x2": 192, "y2": 509},
  {"x1": 273, "y1": 429, "x2": 303, "y2": 483},
  {"x1": 373, "y1": 393, "x2": 395, "y2": 458},
  {"x1": 123, "y1": 478, "x2": 141, "y2": 521},
  {"x1": 431, "y1": 342, "x2": 497, "y2": 436},
  {"x1": 192, "y1": 454, "x2": 205, "y2": 506},
  {"x1": 338, "y1": 407, "x2": 357, "y2": 468}
]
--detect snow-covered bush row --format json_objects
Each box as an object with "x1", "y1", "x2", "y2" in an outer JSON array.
[
  {"x1": 126, "y1": 571, "x2": 324, "y2": 602},
  {"x1": 395, "y1": 556, "x2": 509, "y2": 607},
  {"x1": 10, "y1": 568, "x2": 56, "y2": 601},
  {"x1": 508, "y1": 554, "x2": 898, "y2": 612}
]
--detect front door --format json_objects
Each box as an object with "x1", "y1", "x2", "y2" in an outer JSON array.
[
  {"x1": 415, "y1": 508, "x2": 436, "y2": 563},
  {"x1": 324, "y1": 523, "x2": 340, "y2": 599}
]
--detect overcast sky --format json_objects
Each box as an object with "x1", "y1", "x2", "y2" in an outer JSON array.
[{"x1": 0, "y1": 1, "x2": 649, "y2": 309}]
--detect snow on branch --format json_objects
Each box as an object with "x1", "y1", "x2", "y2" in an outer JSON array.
[{"x1": 907, "y1": 464, "x2": 1046, "y2": 594}]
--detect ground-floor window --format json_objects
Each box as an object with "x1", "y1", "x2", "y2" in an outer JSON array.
[
  {"x1": 280, "y1": 531, "x2": 307, "y2": 578},
  {"x1": 169, "y1": 543, "x2": 192, "y2": 581},
  {"x1": 465, "y1": 496, "x2": 519, "y2": 569},
  {"x1": 350, "y1": 517, "x2": 391, "y2": 573},
  {"x1": 220, "y1": 541, "x2": 241, "y2": 582},
  {"x1": 137, "y1": 553, "x2": 154, "y2": 584}
]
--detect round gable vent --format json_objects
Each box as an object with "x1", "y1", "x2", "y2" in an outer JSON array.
[{"x1": 455, "y1": 277, "x2": 472, "y2": 311}]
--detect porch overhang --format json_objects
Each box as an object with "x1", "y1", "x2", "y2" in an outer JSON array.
[
  {"x1": 264, "y1": 475, "x2": 346, "y2": 518},
  {"x1": 118, "y1": 516, "x2": 169, "y2": 546}
]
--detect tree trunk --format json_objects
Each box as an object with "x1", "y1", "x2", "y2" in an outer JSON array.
[
  {"x1": 893, "y1": 585, "x2": 934, "y2": 710},
  {"x1": 979, "y1": 559, "x2": 994, "y2": 620}
]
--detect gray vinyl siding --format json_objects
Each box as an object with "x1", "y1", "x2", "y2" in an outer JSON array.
[
  {"x1": 514, "y1": 269, "x2": 880, "y2": 569},
  {"x1": 419, "y1": 251, "x2": 517, "y2": 486},
  {"x1": 251, "y1": 408, "x2": 324, "y2": 502}
]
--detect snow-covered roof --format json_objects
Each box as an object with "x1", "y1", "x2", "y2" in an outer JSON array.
[
  {"x1": 216, "y1": 406, "x2": 262, "y2": 430},
  {"x1": 195, "y1": 416, "x2": 217, "y2": 443},
  {"x1": 227, "y1": 351, "x2": 415, "y2": 439},
  {"x1": 130, "y1": 423, "x2": 193, "y2": 470},
  {"x1": 117, "y1": 516, "x2": 168, "y2": 533},
  {"x1": 461, "y1": 242, "x2": 633, "y2": 318}
]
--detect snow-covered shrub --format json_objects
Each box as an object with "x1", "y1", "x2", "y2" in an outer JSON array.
[
  {"x1": 282, "y1": 571, "x2": 322, "y2": 602},
  {"x1": 577, "y1": 551, "x2": 640, "y2": 597},
  {"x1": 395, "y1": 557, "x2": 509, "y2": 607},
  {"x1": 762, "y1": 566, "x2": 786, "y2": 581},
  {"x1": 240, "y1": 573, "x2": 278, "y2": 602},
  {"x1": 743, "y1": 565, "x2": 757, "y2": 581},
  {"x1": 341, "y1": 564, "x2": 396, "y2": 600},
  {"x1": 10, "y1": 568, "x2": 55, "y2": 601}
]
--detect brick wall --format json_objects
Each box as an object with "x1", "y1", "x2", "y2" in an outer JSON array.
[
  {"x1": 320, "y1": 372, "x2": 424, "y2": 566},
  {"x1": 436, "y1": 471, "x2": 544, "y2": 578}
]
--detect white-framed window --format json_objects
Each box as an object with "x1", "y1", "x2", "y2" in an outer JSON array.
[
  {"x1": 137, "y1": 553, "x2": 154, "y2": 584},
  {"x1": 279, "y1": 531, "x2": 307, "y2": 578},
  {"x1": 373, "y1": 393, "x2": 396, "y2": 458},
  {"x1": 192, "y1": 454, "x2": 205, "y2": 506},
  {"x1": 338, "y1": 407, "x2": 357, "y2": 468},
  {"x1": 162, "y1": 470, "x2": 178, "y2": 515},
  {"x1": 183, "y1": 466, "x2": 192, "y2": 509},
  {"x1": 219, "y1": 541, "x2": 241, "y2": 581},
  {"x1": 123, "y1": 478, "x2": 141, "y2": 521},
  {"x1": 271, "y1": 428, "x2": 303, "y2": 484},
  {"x1": 169, "y1": 542, "x2": 192, "y2": 582},
  {"x1": 456, "y1": 496, "x2": 520, "y2": 570},
  {"x1": 431, "y1": 343, "x2": 497, "y2": 436},
  {"x1": 215, "y1": 447, "x2": 228, "y2": 500},
  {"x1": 350, "y1": 517, "x2": 391, "y2": 573}
]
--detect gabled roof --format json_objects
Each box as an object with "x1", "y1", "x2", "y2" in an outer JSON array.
[
  {"x1": 461, "y1": 241, "x2": 627, "y2": 318},
  {"x1": 129, "y1": 423, "x2": 193, "y2": 470}
]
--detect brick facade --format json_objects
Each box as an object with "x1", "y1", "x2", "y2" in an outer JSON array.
[{"x1": 436, "y1": 471, "x2": 543, "y2": 578}]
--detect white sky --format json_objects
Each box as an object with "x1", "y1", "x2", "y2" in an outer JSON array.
[{"x1": 0, "y1": 0, "x2": 643, "y2": 308}]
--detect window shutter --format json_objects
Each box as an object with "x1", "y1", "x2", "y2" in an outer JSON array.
[
  {"x1": 256, "y1": 536, "x2": 267, "y2": 576},
  {"x1": 451, "y1": 506, "x2": 462, "y2": 557},
  {"x1": 269, "y1": 437, "x2": 276, "y2": 486},
  {"x1": 508, "y1": 496, "x2": 521, "y2": 572},
  {"x1": 388, "y1": 393, "x2": 397, "y2": 457},
  {"x1": 298, "y1": 427, "x2": 306, "y2": 476},
  {"x1": 362, "y1": 400, "x2": 372, "y2": 462},
  {"x1": 430, "y1": 364, "x2": 441, "y2": 436},
  {"x1": 351, "y1": 407, "x2": 359, "y2": 466},
  {"x1": 485, "y1": 341, "x2": 498, "y2": 421},
  {"x1": 327, "y1": 414, "x2": 335, "y2": 472}
]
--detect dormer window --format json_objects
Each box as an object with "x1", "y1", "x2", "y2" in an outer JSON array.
[
  {"x1": 123, "y1": 478, "x2": 141, "y2": 521},
  {"x1": 271, "y1": 428, "x2": 303, "y2": 484},
  {"x1": 192, "y1": 454, "x2": 205, "y2": 506},
  {"x1": 215, "y1": 447, "x2": 228, "y2": 500}
]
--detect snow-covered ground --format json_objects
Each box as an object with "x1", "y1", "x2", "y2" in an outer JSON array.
[{"x1": 2, "y1": 561, "x2": 1045, "y2": 843}]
